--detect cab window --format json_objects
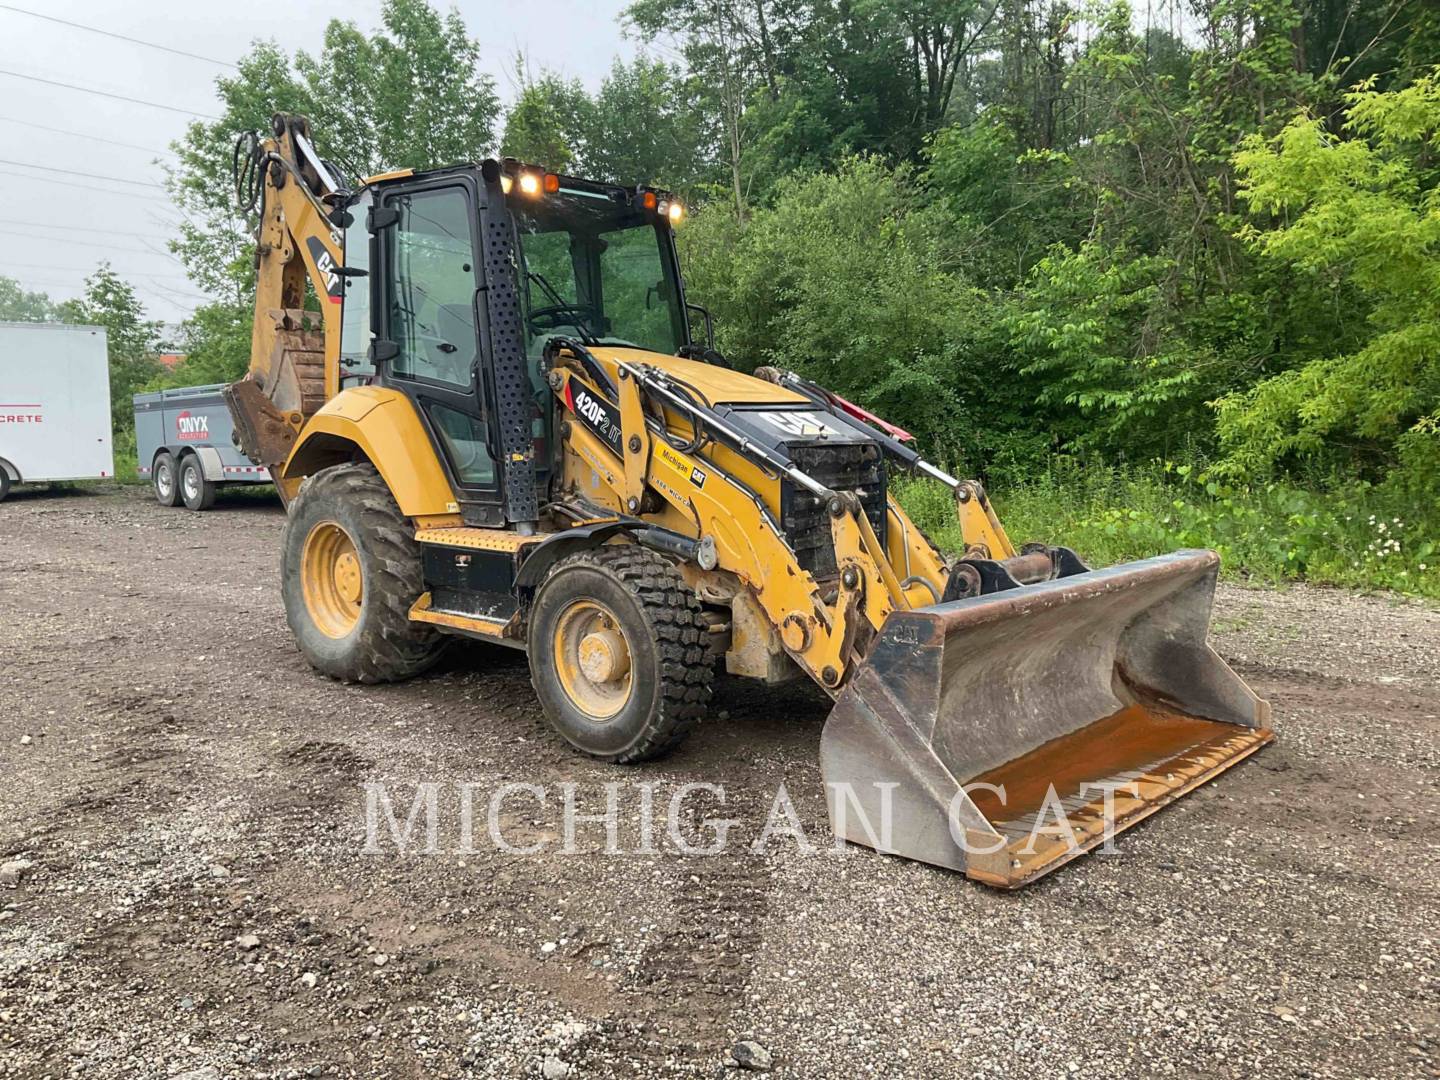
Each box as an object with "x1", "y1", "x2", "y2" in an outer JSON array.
[{"x1": 389, "y1": 186, "x2": 478, "y2": 390}]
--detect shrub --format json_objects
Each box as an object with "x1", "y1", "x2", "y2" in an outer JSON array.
[{"x1": 893, "y1": 462, "x2": 1438, "y2": 598}]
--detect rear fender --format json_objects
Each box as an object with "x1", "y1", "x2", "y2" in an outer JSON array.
[
  {"x1": 187, "y1": 446, "x2": 226, "y2": 483},
  {"x1": 282, "y1": 386, "x2": 456, "y2": 518}
]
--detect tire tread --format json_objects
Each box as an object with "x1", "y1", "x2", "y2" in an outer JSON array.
[
  {"x1": 539, "y1": 545, "x2": 712, "y2": 763},
  {"x1": 285, "y1": 462, "x2": 444, "y2": 684}
]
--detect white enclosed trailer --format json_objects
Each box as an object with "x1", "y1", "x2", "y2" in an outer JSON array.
[{"x1": 0, "y1": 322, "x2": 114, "y2": 500}]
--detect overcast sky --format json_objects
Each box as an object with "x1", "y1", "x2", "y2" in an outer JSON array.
[{"x1": 0, "y1": 0, "x2": 637, "y2": 328}]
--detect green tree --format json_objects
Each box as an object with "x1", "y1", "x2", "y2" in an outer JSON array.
[
  {"x1": 626, "y1": 0, "x2": 777, "y2": 218},
  {"x1": 167, "y1": 303, "x2": 253, "y2": 387},
  {"x1": 0, "y1": 277, "x2": 60, "y2": 322},
  {"x1": 585, "y1": 57, "x2": 711, "y2": 186},
  {"x1": 501, "y1": 65, "x2": 594, "y2": 171},
  {"x1": 1217, "y1": 70, "x2": 1440, "y2": 489},
  {"x1": 166, "y1": 0, "x2": 503, "y2": 361},
  {"x1": 682, "y1": 157, "x2": 1025, "y2": 468},
  {"x1": 56, "y1": 265, "x2": 163, "y2": 428}
]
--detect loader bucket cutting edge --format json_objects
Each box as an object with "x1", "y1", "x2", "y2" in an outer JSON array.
[{"x1": 819, "y1": 549, "x2": 1273, "y2": 889}]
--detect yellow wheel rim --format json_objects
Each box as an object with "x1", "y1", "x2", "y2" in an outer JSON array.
[
  {"x1": 301, "y1": 521, "x2": 364, "y2": 639},
  {"x1": 552, "y1": 599, "x2": 633, "y2": 721}
]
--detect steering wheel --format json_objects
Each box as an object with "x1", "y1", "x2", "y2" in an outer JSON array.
[{"x1": 528, "y1": 303, "x2": 600, "y2": 332}]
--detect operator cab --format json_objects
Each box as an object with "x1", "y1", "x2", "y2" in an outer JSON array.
[{"x1": 336, "y1": 160, "x2": 695, "y2": 528}]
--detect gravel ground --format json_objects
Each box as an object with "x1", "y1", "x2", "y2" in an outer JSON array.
[{"x1": 1, "y1": 485, "x2": 1436, "y2": 1079}]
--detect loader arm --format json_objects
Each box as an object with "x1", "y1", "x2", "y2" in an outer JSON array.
[
  {"x1": 224, "y1": 114, "x2": 352, "y2": 479},
  {"x1": 548, "y1": 349, "x2": 1272, "y2": 887}
]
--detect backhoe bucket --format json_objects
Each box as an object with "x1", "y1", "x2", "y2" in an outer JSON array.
[{"x1": 820, "y1": 550, "x2": 1272, "y2": 888}]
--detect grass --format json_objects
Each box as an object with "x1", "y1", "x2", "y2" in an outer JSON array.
[
  {"x1": 111, "y1": 423, "x2": 147, "y2": 487},
  {"x1": 894, "y1": 462, "x2": 1439, "y2": 600}
]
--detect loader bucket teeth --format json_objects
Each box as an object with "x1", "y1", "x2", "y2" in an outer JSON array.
[{"x1": 819, "y1": 549, "x2": 1273, "y2": 888}]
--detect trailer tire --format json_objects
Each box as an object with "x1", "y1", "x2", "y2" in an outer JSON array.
[
  {"x1": 178, "y1": 455, "x2": 216, "y2": 511},
  {"x1": 528, "y1": 545, "x2": 712, "y2": 763},
  {"x1": 281, "y1": 461, "x2": 446, "y2": 684},
  {"x1": 152, "y1": 453, "x2": 181, "y2": 507},
  {"x1": 0, "y1": 468, "x2": 10, "y2": 502}
]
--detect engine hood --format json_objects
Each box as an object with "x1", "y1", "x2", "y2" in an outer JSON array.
[{"x1": 586, "y1": 346, "x2": 809, "y2": 406}]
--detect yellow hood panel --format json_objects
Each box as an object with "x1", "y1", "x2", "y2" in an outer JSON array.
[{"x1": 588, "y1": 347, "x2": 808, "y2": 406}]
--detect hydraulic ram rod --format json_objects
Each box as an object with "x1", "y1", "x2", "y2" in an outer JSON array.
[{"x1": 617, "y1": 362, "x2": 834, "y2": 500}]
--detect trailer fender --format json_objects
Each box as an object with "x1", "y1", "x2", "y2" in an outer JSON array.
[
  {"x1": 281, "y1": 386, "x2": 455, "y2": 518},
  {"x1": 184, "y1": 446, "x2": 227, "y2": 483},
  {"x1": 0, "y1": 457, "x2": 18, "y2": 483}
]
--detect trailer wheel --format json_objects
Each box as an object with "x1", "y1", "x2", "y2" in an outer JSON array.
[
  {"x1": 152, "y1": 453, "x2": 181, "y2": 507},
  {"x1": 281, "y1": 462, "x2": 447, "y2": 683},
  {"x1": 0, "y1": 468, "x2": 11, "y2": 502},
  {"x1": 528, "y1": 546, "x2": 712, "y2": 763},
  {"x1": 179, "y1": 455, "x2": 216, "y2": 511}
]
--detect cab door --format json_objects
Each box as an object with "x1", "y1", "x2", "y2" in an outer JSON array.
[{"x1": 370, "y1": 177, "x2": 503, "y2": 524}]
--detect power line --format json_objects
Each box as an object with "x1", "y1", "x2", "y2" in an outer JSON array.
[
  {"x1": 0, "y1": 158, "x2": 166, "y2": 189},
  {"x1": 0, "y1": 115, "x2": 169, "y2": 155},
  {"x1": 140, "y1": 276, "x2": 214, "y2": 302},
  {"x1": 0, "y1": 69, "x2": 220, "y2": 120},
  {"x1": 1, "y1": 259, "x2": 197, "y2": 283},
  {"x1": 0, "y1": 272, "x2": 202, "y2": 313},
  {"x1": 0, "y1": 218, "x2": 164, "y2": 240},
  {"x1": 0, "y1": 168, "x2": 167, "y2": 201},
  {"x1": 0, "y1": 225, "x2": 181, "y2": 259},
  {"x1": 0, "y1": 4, "x2": 236, "y2": 69}
]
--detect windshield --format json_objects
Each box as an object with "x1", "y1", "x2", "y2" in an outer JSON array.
[{"x1": 512, "y1": 191, "x2": 686, "y2": 357}]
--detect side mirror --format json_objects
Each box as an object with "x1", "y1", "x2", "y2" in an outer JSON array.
[
  {"x1": 367, "y1": 205, "x2": 399, "y2": 232},
  {"x1": 686, "y1": 302, "x2": 715, "y2": 350}
]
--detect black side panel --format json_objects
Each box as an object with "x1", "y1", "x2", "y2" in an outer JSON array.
[
  {"x1": 423, "y1": 545, "x2": 520, "y2": 622},
  {"x1": 477, "y1": 179, "x2": 539, "y2": 526}
]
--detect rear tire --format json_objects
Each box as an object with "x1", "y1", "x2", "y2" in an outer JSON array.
[
  {"x1": 153, "y1": 453, "x2": 181, "y2": 507},
  {"x1": 179, "y1": 455, "x2": 216, "y2": 511},
  {"x1": 281, "y1": 462, "x2": 446, "y2": 683},
  {"x1": 0, "y1": 469, "x2": 11, "y2": 502},
  {"x1": 528, "y1": 545, "x2": 712, "y2": 763}
]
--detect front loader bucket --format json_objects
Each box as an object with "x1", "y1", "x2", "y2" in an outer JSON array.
[{"x1": 820, "y1": 550, "x2": 1272, "y2": 888}]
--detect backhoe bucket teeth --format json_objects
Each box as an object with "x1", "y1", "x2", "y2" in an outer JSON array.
[{"x1": 820, "y1": 549, "x2": 1272, "y2": 888}]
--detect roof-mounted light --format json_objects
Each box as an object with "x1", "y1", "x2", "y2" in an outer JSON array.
[{"x1": 497, "y1": 160, "x2": 552, "y2": 198}]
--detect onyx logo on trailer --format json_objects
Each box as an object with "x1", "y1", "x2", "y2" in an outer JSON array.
[
  {"x1": 306, "y1": 236, "x2": 345, "y2": 304},
  {"x1": 564, "y1": 377, "x2": 623, "y2": 456},
  {"x1": 175, "y1": 411, "x2": 209, "y2": 442}
]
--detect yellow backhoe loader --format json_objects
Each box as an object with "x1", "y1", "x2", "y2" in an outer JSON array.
[{"x1": 225, "y1": 114, "x2": 1272, "y2": 888}]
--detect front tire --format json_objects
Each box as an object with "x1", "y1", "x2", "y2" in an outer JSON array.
[
  {"x1": 281, "y1": 462, "x2": 446, "y2": 683},
  {"x1": 153, "y1": 453, "x2": 181, "y2": 507},
  {"x1": 528, "y1": 546, "x2": 712, "y2": 763},
  {"x1": 179, "y1": 455, "x2": 216, "y2": 511}
]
